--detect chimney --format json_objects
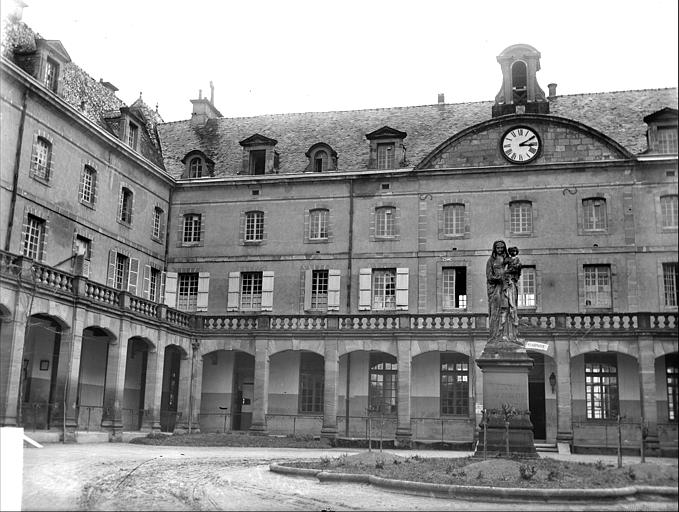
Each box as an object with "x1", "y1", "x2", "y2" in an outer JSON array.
[
  {"x1": 438, "y1": 93, "x2": 445, "y2": 104},
  {"x1": 191, "y1": 84, "x2": 223, "y2": 127},
  {"x1": 99, "y1": 79, "x2": 119, "y2": 92},
  {"x1": 548, "y1": 83, "x2": 558, "y2": 99}
]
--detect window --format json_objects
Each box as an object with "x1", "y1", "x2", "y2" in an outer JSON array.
[
  {"x1": 177, "y1": 273, "x2": 199, "y2": 311},
  {"x1": 152, "y1": 207, "x2": 164, "y2": 240},
  {"x1": 369, "y1": 353, "x2": 397, "y2": 414},
  {"x1": 442, "y1": 267, "x2": 467, "y2": 309},
  {"x1": 314, "y1": 151, "x2": 328, "y2": 173},
  {"x1": 309, "y1": 209, "x2": 328, "y2": 240},
  {"x1": 585, "y1": 354, "x2": 619, "y2": 420},
  {"x1": 663, "y1": 262, "x2": 678, "y2": 307},
  {"x1": 183, "y1": 214, "x2": 202, "y2": 244},
  {"x1": 299, "y1": 352, "x2": 324, "y2": 414},
  {"x1": 119, "y1": 187, "x2": 133, "y2": 224},
  {"x1": 372, "y1": 269, "x2": 396, "y2": 310},
  {"x1": 127, "y1": 122, "x2": 139, "y2": 149},
  {"x1": 149, "y1": 267, "x2": 161, "y2": 302},
  {"x1": 510, "y1": 201, "x2": 532, "y2": 234},
  {"x1": 583, "y1": 198, "x2": 607, "y2": 231},
  {"x1": 443, "y1": 204, "x2": 465, "y2": 236},
  {"x1": 375, "y1": 207, "x2": 396, "y2": 237},
  {"x1": 440, "y1": 353, "x2": 469, "y2": 415},
  {"x1": 22, "y1": 214, "x2": 45, "y2": 260},
  {"x1": 189, "y1": 157, "x2": 203, "y2": 178},
  {"x1": 43, "y1": 58, "x2": 58, "y2": 92},
  {"x1": 660, "y1": 195, "x2": 678, "y2": 228},
  {"x1": 114, "y1": 253, "x2": 129, "y2": 290},
  {"x1": 377, "y1": 143, "x2": 395, "y2": 170},
  {"x1": 30, "y1": 137, "x2": 52, "y2": 181},
  {"x1": 657, "y1": 127, "x2": 678, "y2": 153},
  {"x1": 666, "y1": 354, "x2": 679, "y2": 422},
  {"x1": 584, "y1": 265, "x2": 612, "y2": 308},
  {"x1": 240, "y1": 271, "x2": 263, "y2": 310},
  {"x1": 74, "y1": 235, "x2": 91, "y2": 260},
  {"x1": 79, "y1": 166, "x2": 96, "y2": 206},
  {"x1": 518, "y1": 267, "x2": 536, "y2": 308},
  {"x1": 244, "y1": 211, "x2": 264, "y2": 241},
  {"x1": 310, "y1": 270, "x2": 329, "y2": 310},
  {"x1": 249, "y1": 149, "x2": 266, "y2": 175}
]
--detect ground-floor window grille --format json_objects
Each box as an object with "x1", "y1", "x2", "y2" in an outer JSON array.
[
  {"x1": 369, "y1": 353, "x2": 397, "y2": 414},
  {"x1": 440, "y1": 353, "x2": 469, "y2": 415}
]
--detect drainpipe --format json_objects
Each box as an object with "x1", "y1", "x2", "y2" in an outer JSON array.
[
  {"x1": 345, "y1": 353, "x2": 350, "y2": 437},
  {"x1": 346, "y1": 179, "x2": 354, "y2": 310},
  {"x1": 5, "y1": 88, "x2": 29, "y2": 252}
]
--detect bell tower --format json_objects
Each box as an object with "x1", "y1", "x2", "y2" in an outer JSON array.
[{"x1": 492, "y1": 44, "x2": 549, "y2": 117}]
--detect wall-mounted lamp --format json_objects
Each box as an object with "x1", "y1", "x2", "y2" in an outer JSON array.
[{"x1": 549, "y1": 372, "x2": 557, "y2": 394}]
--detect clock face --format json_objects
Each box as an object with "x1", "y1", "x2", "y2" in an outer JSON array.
[{"x1": 500, "y1": 126, "x2": 541, "y2": 164}]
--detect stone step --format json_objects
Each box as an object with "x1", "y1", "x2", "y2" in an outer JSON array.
[
  {"x1": 121, "y1": 431, "x2": 150, "y2": 443},
  {"x1": 23, "y1": 431, "x2": 60, "y2": 444},
  {"x1": 74, "y1": 431, "x2": 110, "y2": 443},
  {"x1": 534, "y1": 443, "x2": 558, "y2": 452}
]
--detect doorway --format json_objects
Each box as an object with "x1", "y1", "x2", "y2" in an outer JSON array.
[
  {"x1": 231, "y1": 352, "x2": 254, "y2": 430},
  {"x1": 160, "y1": 345, "x2": 182, "y2": 432},
  {"x1": 528, "y1": 352, "x2": 546, "y2": 441}
]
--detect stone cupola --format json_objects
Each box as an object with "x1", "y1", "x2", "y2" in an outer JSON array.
[{"x1": 492, "y1": 44, "x2": 549, "y2": 117}]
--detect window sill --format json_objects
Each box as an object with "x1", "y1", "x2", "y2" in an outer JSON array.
[
  {"x1": 660, "y1": 227, "x2": 678, "y2": 233},
  {"x1": 439, "y1": 234, "x2": 468, "y2": 239},
  {"x1": 30, "y1": 174, "x2": 51, "y2": 186},
  {"x1": 374, "y1": 236, "x2": 400, "y2": 241},
  {"x1": 441, "y1": 308, "x2": 468, "y2": 313},
  {"x1": 305, "y1": 238, "x2": 329, "y2": 244},
  {"x1": 580, "y1": 230, "x2": 609, "y2": 235},
  {"x1": 509, "y1": 232, "x2": 533, "y2": 237},
  {"x1": 151, "y1": 236, "x2": 164, "y2": 245},
  {"x1": 117, "y1": 219, "x2": 132, "y2": 229},
  {"x1": 243, "y1": 240, "x2": 263, "y2": 245},
  {"x1": 79, "y1": 200, "x2": 96, "y2": 210},
  {"x1": 181, "y1": 242, "x2": 203, "y2": 247}
]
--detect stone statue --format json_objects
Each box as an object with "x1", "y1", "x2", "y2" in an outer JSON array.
[{"x1": 486, "y1": 240, "x2": 523, "y2": 345}]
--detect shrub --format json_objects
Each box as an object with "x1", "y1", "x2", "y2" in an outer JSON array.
[
  {"x1": 547, "y1": 470, "x2": 559, "y2": 481},
  {"x1": 594, "y1": 460, "x2": 606, "y2": 471},
  {"x1": 375, "y1": 459, "x2": 384, "y2": 469},
  {"x1": 519, "y1": 464, "x2": 537, "y2": 480},
  {"x1": 626, "y1": 467, "x2": 636, "y2": 481},
  {"x1": 476, "y1": 470, "x2": 483, "y2": 480},
  {"x1": 319, "y1": 456, "x2": 330, "y2": 466}
]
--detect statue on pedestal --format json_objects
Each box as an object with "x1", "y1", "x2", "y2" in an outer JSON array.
[{"x1": 486, "y1": 240, "x2": 524, "y2": 346}]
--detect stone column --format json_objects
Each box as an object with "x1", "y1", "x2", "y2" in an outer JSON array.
[
  {"x1": 102, "y1": 318, "x2": 129, "y2": 440},
  {"x1": 60, "y1": 307, "x2": 86, "y2": 442},
  {"x1": 141, "y1": 342, "x2": 159, "y2": 431},
  {"x1": 395, "y1": 336, "x2": 412, "y2": 446},
  {"x1": 190, "y1": 353, "x2": 203, "y2": 433},
  {"x1": 174, "y1": 348, "x2": 192, "y2": 432},
  {"x1": 321, "y1": 338, "x2": 339, "y2": 439},
  {"x1": 0, "y1": 293, "x2": 29, "y2": 427},
  {"x1": 553, "y1": 333, "x2": 573, "y2": 448},
  {"x1": 638, "y1": 335, "x2": 660, "y2": 454},
  {"x1": 148, "y1": 333, "x2": 167, "y2": 432},
  {"x1": 250, "y1": 339, "x2": 269, "y2": 433}
]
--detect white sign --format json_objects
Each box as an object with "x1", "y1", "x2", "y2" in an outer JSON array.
[
  {"x1": 525, "y1": 341, "x2": 549, "y2": 351},
  {"x1": 475, "y1": 403, "x2": 484, "y2": 414}
]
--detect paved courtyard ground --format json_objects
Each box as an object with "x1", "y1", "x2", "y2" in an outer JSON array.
[{"x1": 21, "y1": 444, "x2": 678, "y2": 511}]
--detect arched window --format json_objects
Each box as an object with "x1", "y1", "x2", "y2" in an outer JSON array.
[
  {"x1": 511, "y1": 61, "x2": 527, "y2": 104},
  {"x1": 306, "y1": 143, "x2": 337, "y2": 172},
  {"x1": 189, "y1": 157, "x2": 203, "y2": 178},
  {"x1": 314, "y1": 151, "x2": 328, "y2": 172}
]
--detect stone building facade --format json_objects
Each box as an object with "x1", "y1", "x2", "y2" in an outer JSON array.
[{"x1": 1, "y1": 13, "x2": 677, "y2": 454}]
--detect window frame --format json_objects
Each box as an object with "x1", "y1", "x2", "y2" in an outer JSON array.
[
  {"x1": 298, "y1": 352, "x2": 324, "y2": 414},
  {"x1": 127, "y1": 122, "x2": 139, "y2": 150},
  {"x1": 22, "y1": 214, "x2": 45, "y2": 261},
  {"x1": 310, "y1": 269, "x2": 329, "y2": 310},
  {"x1": 182, "y1": 213, "x2": 202, "y2": 244},
  {"x1": 442, "y1": 203, "x2": 465, "y2": 237},
  {"x1": 666, "y1": 354, "x2": 679, "y2": 422},
  {"x1": 656, "y1": 126, "x2": 678, "y2": 154},
  {"x1": 582, "y1": 197, "x2": 608, "y2": 232},
  {"x1": 440, "y1": 353, "x2": 469, "y2": 416},
  {"x1": 372, "y1": 268, "x2": 397, "y2": 311},
  {"x1": 509, "y1": 200, "x2": 533, "y2": 235},
  {"x1": 369, "y1": 353, "x2": 398, "y2": 415},
  {"x1": 188, "y1": 157, "x2": 203, "y2": 178},
  {"x1": 240, "y1": 271, "x2": 263, "y2": 310},
  {"x1": 244, "y1": 211, "x2": 264, "y2": 242},
  {"x1": 30, "y1": 136, "x2": 52, "y2": 183},
  {"x1": 376, "y1": 142, "x2": 395, "y2": 170},
  {"x1": 662, "y1": 262, "x2": 678, "y2": 308},
  {"x1": 308, "y1": 209, "x2": 329, "y2": 240},
  {"x1": 114, "y1": 253, "x2": 130, "y2": 291},
  {"x1": 375, "y1": 206, "x2": 396, "y2": 238},
  {"x1": 441, "y1": 266, "x2": 467, "y2": 310},
  {"x1": 584, "y1": 353, "x2": 619, "y2": 421},
  {"x1": 660, "y1": 195, "x2": 678, "y2": 230},
  {"x1": 517, "y1": 266, "x2": 536, "y2": 309},
  {"x1": 152, "y1": 207, "x2": 164, "y2": 241},
  {"x1": 43, "y1": 57, "x2": 58, "y2": 92},
  {"x1": 177, "y1": 272, "x2": 199, "y2": 311},
  {"x1": 79, "y1": 165, "x2": 97, "y2": 207},
  {"x1": 118, "y1": 187, "x2": 133, "y2": 225},
  {"x1": 583, "y1": 264, "x2": 612, "y2": 309}
]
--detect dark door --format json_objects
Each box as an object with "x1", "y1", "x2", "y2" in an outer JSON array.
[
  {"x1": 160, "y1": 347, "x2": 181, "y2": 432},
  {"x1": 528, "y1": 381, "x2": 546, "y2": 440}
]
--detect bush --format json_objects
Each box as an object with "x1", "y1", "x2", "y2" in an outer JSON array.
[
  {"x1": 547, "y1": 470, "x2": 559, "y2": 481},
  {"x1": 519, "y1": 464, "x2": 537, "y2": 480}
]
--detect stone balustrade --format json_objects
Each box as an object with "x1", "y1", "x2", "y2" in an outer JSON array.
[{"x1": 1, "y1": 250, "x2": 676, "y2": 336}]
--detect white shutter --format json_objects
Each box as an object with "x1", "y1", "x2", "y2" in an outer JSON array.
[
  {"x1": 159, "y1": 271, "x2": 166, "y2": 303},
  {"x1": 261, "y1": 271, "x2": 274, "y2": 311},
  {"x1": 142, "y1": 265, "x2": 151, "y2": 299},
  {"x1": 327, "y1": 269, "x2": 341, "y2": 311},
  {"x1": 303, "y1": 269, "x2": 313, "y2": 311},
  {"x1": 127, "y1": 258, "x2": 139, "y2": 295},
  {"x1": 227, "y1": 272, "x2": 240, "y2": 311},
  {"x1": 81, "y1": 258, "x2": 90, "y2": 279},
  {"x1": 196, "y1": 272, "x2": 210, "y2": 312},
  {"x1": 164, "y1": 272, "x2": 178, "y2": 308},
  {"x1": 358, "y1": 268, "x2": 372, "y2": 311},
  {"x1": 396, "y1": 267, "x2": 409, "y2": 310},
  {"x1": 106, "y1": 250, "x2": 116, "y2": 287}
]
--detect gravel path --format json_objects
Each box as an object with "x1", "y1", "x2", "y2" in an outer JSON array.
[{"x1": 22, "y1": 444, "x2": 678, "y2": 511}]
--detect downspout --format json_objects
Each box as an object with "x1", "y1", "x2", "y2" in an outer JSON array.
[
  {"x1": 5, "y1": 88, "x2": 29, "y2": 252},
  {"x1": 344, "y1": 178, "x2": 355, "y2": 436}
]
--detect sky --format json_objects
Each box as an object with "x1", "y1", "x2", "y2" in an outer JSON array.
[{"x1": 4, "y1": 0, "x2": 678, "y2": 123}]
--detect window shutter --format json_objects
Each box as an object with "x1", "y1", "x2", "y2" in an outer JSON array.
[
  {"x1": 303, "y1": 269, "x2": 313, "y2": 311},
  {"x1": 196, "y1": 272, "x2": 210, "y2": 312},
  {"x1": 164, "y1": 272, "x2": 178, "y2": 308},
  {"x1": 396, "y1": 267, "x2": 409, "y2": 310},
  {"x1": 142, "y1": 265, "x2": 151, "y2": 299},
  {"x1": 359, "y1": 268, "x2": 372, "y2": 311},
  {"x1": 107, "y1": 250, "x2": 116, "y2": 288},
  {"x1": 160, "y1": 271, "x2": 166, "y2": 303},
  {"x1": 127, "y1": 258, "x2": 139, "y2": 295},
  {"x1": 328, "y1": 269, "x2": 341, "y2": 311},
  {"x1": 261, "y1": 271, "x2": 274, "y2": 311},
  {"x1": 227, "y1": 272, "x2": 240, "y2": 311},
  {"x1": 81, "y1": 258, "x2": 90, "y2": 279}
]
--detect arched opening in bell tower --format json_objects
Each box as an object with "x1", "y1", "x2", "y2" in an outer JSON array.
[{"x1": 511, "y1": 60, "x2": 527, "y2": 104}]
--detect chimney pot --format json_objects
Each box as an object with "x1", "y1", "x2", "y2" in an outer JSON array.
[
  {"x1": 199, "y1": 89, "x2": 202, "y2": 99},
  {"x1": 210, "y1": 81, "x2": 214, "y2": 104},
  {"x1": 548, "y1": 83, "x2": 558, "y2": 99},
  {"x1": 438, "y1": 93, "x2": 445, "y2": 104}
]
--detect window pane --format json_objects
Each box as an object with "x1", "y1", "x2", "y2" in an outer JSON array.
[
  {"x1": 440, "y1": 353, "x2": 469, "y2": 415},
  {"x1": 372, "y1": 269, "x2": 396, "y2": 310},
  {"x1": 585, "y1": 355, "x2": 619, "y2": 420},
  {"x1": 583, "y1": 198, "x2": 607, "y2": 230},
  {"x1": 177, "y1": 273, "x2": 198, "y2": 311},
  {"x1": 375, "y1": 207, "x2": 395, "y2": 237},
  {"x1": 443, "y1": 204, "x2": 464, "y2": 235},
  {"x1": 240, "y1": 272, "x2": 263, "y2": 309},
  {"x1": 660, "y1": 195, "x2": 678, "y2": 228},
  {"x1": 31, "y1": 138, "x2": 51, "y2": 180},
  {"x1": 23, "y1": 215, "x2": 45, "y2": 260},
  {"x1": 311, "y1": 270, "x2": 328, "y2": 309},
  {"x1": 189, "y1": 158, "x2": 203, "y2": 177},
  {"x1": 245, "y1": 212, "x2": 264, "y2": 241},
  {"x1": 299, "y1": 352, "x2": 324, "y2": 413},
  {"x1": 369, "y1": 353, "x2": 397, "y2": 413},
  {"x1": 114, "y1": 254, "x2": 129, "y2": 290},
  {"x1": 510, "y1": 201, "x2": 532, "y2": 233},
  {"x1": 377, "y1": 143, "x2": 395, "y2": 169},
  {"x1": 153, "y1": 208, "x2": 163, "y2": 238},
  {"x1": 663, "y1": 262, "x2": 678, "y2": 307},
  {"x1": 518, "y1": 267, "x2": 536, "y2": 307},
  {"x1": 584, "y1": 265, "x2": 611, "y2": 308},
  {"x1": 309, "y1": 209, "x2": 328, "y2": 239},
  {"x1": 657, "y1": 127, "x2": 678, "y2": 153},
  {"x1": 183, "y1": 214, "x2": 201, "y2": 243}
]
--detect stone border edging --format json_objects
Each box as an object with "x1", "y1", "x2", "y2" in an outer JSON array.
[{"x1": 269, "y1": 464, "x2": 678, "y2": 503}]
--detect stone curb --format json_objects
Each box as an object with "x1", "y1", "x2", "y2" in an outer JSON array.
[{"x1": 269, "y1": 464, "x2": 678, "y2": 503}]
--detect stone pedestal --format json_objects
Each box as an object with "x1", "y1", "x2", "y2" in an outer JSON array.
[{"x1": 474, "y1": 341, "x2": 537, "y2": 458}]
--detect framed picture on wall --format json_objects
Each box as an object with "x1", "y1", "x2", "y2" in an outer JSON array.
[{"x1": 39, "y1": 360, "x2": 49, "y2": 371}]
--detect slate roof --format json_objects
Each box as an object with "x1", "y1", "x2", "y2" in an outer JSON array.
[{"x1": 157, "y1": 88, "x2": 678, "y2": 179}]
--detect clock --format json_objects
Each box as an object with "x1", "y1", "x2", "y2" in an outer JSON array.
[{"x1": 500, "y1": 126, "x2": 541, "y2": 164}]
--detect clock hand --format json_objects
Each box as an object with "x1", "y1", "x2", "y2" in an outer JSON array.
[
  {"x1": 523, "y1": 135, "x2": 536, "y2": 143},
  {"x1": 519, "y1": 141, "x2": 537, "y2": 147}
]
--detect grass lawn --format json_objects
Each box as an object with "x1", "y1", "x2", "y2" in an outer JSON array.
[{"x1": 130, "y1": 431, "x2": 332, "y2": 448}]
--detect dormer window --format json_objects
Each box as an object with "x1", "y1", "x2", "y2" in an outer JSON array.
[
  {"x1": 43, "y1": 58, "x2": 58, "y2": 92},
  {"x1": 305, "y1": 143, "x2": 338, "y2": 173},
  {"x1": 127, "y1": 122, "x2": 139, "y2": 150},
  {"x1": 239, "y1": 134, "x2": 278, "y2": 175},
  {"x1": 366, "y1": 126, "x2": 407, "y2": 170},
  {"x1": 643, "y1": 107, "x2": 678, "y2": 154},
  {"x1": 189, "y1": 157, "x2": 203, "y2": 177}
]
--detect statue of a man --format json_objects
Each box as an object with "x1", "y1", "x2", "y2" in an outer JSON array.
[{"x1": 486, "y1": 240, "x2": 523, "y2": 345}]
